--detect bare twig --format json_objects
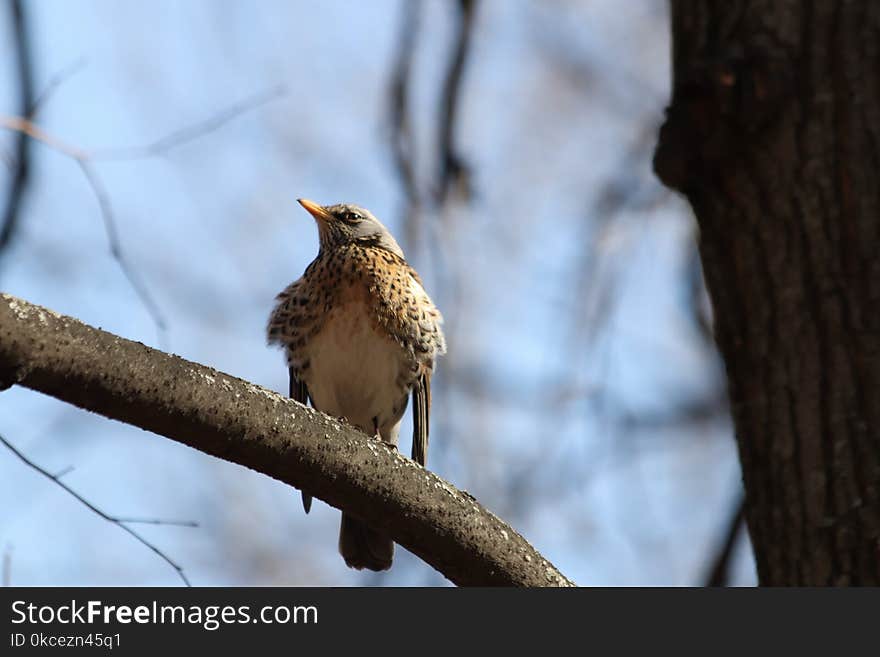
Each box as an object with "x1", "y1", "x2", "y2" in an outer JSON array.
[
  {"x1": 90, "y1": 85, "x2": 286, "y2": 160},
  {"x1": 0, "y1": 117, "x2": 84, "y2": 158},
  {"x1": 703, "y1": 494, "x2": 746, "y2": 586},
  {"x1": 617, "y1": 388, "x2": 729, "y2": 431},
  {"x1": 0, "y1": 432, "x2": 194, "y2": 586},
  {"x1": 388, "y1": 0, "x2": 422, "y2": 251},
  {"x1": 0, "y1": 0, "x2": 35, "y2": 253},
  {"x1": 0, "y1": 293, "x2": 575, "y2": 587},
  {"x1": 685, "y1": 242, "x2": 715, "y2": 344},
  {"x1": 52, "y1": 464, "x2": 74, "y2": 478},
  {"x1": 436, "y1": 0, "x2": 477, "y2": 205},
  {"x1": 78, "y1": 158, "x2": 169, "y2": 336},
  {"x1": 29, "y1": 58, "x2": 88, "y2": 117},
  {"x1": 0, "y1": 115, "x2": 169, "y2": 339},
  {"x1": 0, "y1": 116, "x2": 168, "y2": 338},
  {"x1": 114, "y1": 517, "x2": 198, "y2": 528}
]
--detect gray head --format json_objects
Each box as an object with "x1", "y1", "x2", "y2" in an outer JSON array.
[{"x1": 297, "y1": 199, "x2": 404, "y2": 258}]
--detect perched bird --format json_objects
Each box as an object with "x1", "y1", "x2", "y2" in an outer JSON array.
[{"x1": 267, "y1": 199, "x2": 445, "y2": 571}]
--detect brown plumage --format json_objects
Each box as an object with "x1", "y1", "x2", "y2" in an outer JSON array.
[{"x1": 267, "y1": 199, "x2": 445, "y2": 571}]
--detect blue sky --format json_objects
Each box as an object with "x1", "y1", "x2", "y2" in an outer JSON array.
[{"x1": 0, "y1": 0, "x2": 755, "y2": 586}]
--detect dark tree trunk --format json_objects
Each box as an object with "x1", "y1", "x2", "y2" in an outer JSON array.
[{"x1": 655, "y1": 1, "x2": 880, "y2": 585}]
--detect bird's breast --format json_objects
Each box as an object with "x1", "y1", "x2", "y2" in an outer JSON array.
[{"x1": 301, "y1": 300, "x2": 411, "y2": 436}]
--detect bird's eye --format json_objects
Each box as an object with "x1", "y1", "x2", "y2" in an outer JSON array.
[{"x1": 341, "y1": 211, "x2": 361, "y2": 224}]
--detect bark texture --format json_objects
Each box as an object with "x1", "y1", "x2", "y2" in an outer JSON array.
[
  {"x1": 655, "y1": 1, "x2": 880, "y2": 584},
  {"x1": 0, "y1": 293, "x2": 573, "y2": 587}
]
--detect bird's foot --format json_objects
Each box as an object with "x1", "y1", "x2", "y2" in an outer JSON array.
[
  {"x1": 370, "y1": 433, "x2": 397, "y2": 453},
  {"x1": 368, "y1": 421, "x2": 397, "y2": 452}
]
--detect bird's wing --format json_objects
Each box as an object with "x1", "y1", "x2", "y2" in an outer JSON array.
[
  {"x1": 290, "y1": 367, "x2": 313, "y2": 513},
  {"x1": 411, "y1": 370, "x2": 431, "y2": 467}
]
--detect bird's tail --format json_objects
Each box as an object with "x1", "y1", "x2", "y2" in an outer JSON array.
[{"x1": 339, "y1": 513, "x2": 393, "y2": 571}]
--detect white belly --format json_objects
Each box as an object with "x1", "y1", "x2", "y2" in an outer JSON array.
[{"x1": 302, "y1": 302, "x2": 408, "y2": 443}]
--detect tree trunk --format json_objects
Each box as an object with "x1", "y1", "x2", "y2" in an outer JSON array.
[{"x1": 655, "y1": 1, "x2": 880, "y2": 584}]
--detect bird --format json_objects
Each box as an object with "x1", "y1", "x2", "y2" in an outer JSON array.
[{"x1": 267, "y1": 198, "x2": 445, "y2": 571}]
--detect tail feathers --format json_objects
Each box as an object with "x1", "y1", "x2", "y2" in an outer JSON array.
[
  {"x1": 339, "y1": 513, "x2": 393, "y2": 571},
  {"x1": 411, "y1": 372, "x2": 430, "y2": 466},
  {"x1": 301, "y1": 492, "x2": 312, "y2": 514}
]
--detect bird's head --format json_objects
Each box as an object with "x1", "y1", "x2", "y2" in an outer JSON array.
[{"x1": 297, "y1": 199, "x2": 404, "y2": 258}]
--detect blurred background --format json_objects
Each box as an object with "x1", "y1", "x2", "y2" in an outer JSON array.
[{"x1": 0, "y1": 0, "x2": 755, "y2": 586}]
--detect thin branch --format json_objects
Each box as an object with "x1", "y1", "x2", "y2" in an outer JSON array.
[
  {"x1": 0, "y1": 0, "x2": 35, "y2": 252},
  {"x1": 685, "y1": 241, "x2": 715, "y2": 344},
  {"x1": 436, "y1": 0, "x2": 477, "y2": 205},
  {"x1": 388, "y1": 0, "x2": 422, "y2": 251},
  {"x1": 52, "y1": 464, "x2": 74, "y2": 478},
  {"x1": 78, "y1": 158, "x2": 169, "y2": 337},
  {"x1": 617, "y1": 388, "x2": 730, "y2": 431},
  {"x1": 0, "y1": 115, "x2": 168, "y2": 339},
  {"x1": 29, "y1": 58, "x2": 88, "y2": 117},
  {"x1": 0, "y1": 293, "x2": 575, "y2": 587},
  {"x1": 90, "y1": 85, "x2": 286, "y2": 160},
  {"x1": 0, "y1": 432, "x2": 193, "y2": 586},
  {"x1": 114, "y1": 517, "x2": 199, "y2": 528},
  {"x1": 703, "y1": 494, "x2": 746, "y2": 586},
  {"x1": 0, "y1": 117, "x2": 85, "y2": 159}
]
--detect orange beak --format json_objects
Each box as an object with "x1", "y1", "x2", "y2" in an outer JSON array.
[{"x1": 297, "y1": 198, "x2": 333, "y2": 223}]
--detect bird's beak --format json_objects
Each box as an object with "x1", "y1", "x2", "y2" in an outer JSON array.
[{"x1": 298, "y1": 198, "x2": 333, "y2": 223}]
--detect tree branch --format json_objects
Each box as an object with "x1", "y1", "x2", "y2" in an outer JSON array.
[
  {"x1": 702, "y1": 494, "x2": 745, "y2": 587},
  {"x1": 0, "y1": 0, "x2": 35, "y2": 253},
  {"x1": 29, "y1": 58, "x2": 87, "y2": 118},
  {"x1": 0, "y1": 432, "x2": 194, "y2": 585},
  {"x1": 89, "y1": 85, "x2": 286, "y2": 161},
  {"x1": 436, "y1": 0, "x2": 477, "y2": 205},
  {"x1": 388, "y1": 0, "x2": 421, "y2": 251},
  {"x1": 0, "y1": 293, "x2": 575, "y2": 587}
]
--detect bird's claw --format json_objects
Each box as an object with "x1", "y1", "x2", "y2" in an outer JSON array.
[{"x1": 370, "y1": 432, "x2": 398, "y2": 452}]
